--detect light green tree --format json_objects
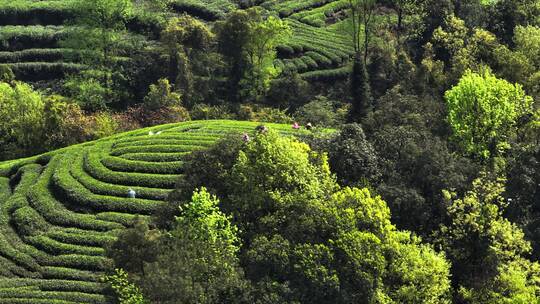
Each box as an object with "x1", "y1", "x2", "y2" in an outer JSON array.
[
  {"x1": 102, "y1": 269, "x2": 146, "y2": 304},
  {"x1": 0, "y1": 82, "x2": 45, "y2": 158},
  {"x1": 513, "y1": 25, "x2": 540, "y2": 100},
  {"x1": 135, "y1": 188, "x2": 246, "y2": 303},
  {"x1": 241, "y1": 15, "x2": 291, "y2": 101},
  {"x1": 445, "y1": 69, "x2": 533, "y2": 159},
  {"x1": 514, "y1": 25, "x2": 540, "y2": 68},
  {"x1": 143, "y1": 78, "x2": 182, "y2": 111}
]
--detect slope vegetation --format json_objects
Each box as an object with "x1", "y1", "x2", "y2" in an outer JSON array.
[
  {"x1": 174, "y1": 0, "x2": 354, "y2": 79},
  {"x1": 0, "y1": 0, "x2": 353, "y2": 82},
  {"x1": 0, "y1": 120, "x2": 309, "y2": 303},
  {"x1": 0, "y1": 0, "x2": 84, "y2": 81}
]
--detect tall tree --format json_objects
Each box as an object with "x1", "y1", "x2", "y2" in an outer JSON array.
[
  {"x1": 215, "y1": 9, "x2": 253, "y2": 103},
  {"x1": 445, "y1": 69, "x2": 534, "y2": 160},
  {"x1": 108, "y1": 190, "x2": 249, "y2": 304},
  {"x1": 488, "y1": 0, "x2": 540, "y2": 45},
  {"x1": 349, "y1": 58, "x2": 372, "y2": 122},
  {"x1": 391, "y1": 0, "x2": 426, "y2": 41},
  {"x1": 348, "y1": 0, "x2": 376, "y2": 64},
  {"x1": 241, "y1": 15, "x2": 291, "y2": 101},
  {"x1": 216, "y1": 8, "x2": 291, "y2": 102},
  {"x1": 160, "y1": 15, "x2": 214, "y2": 103},
  {"x1": 347, "y1": 0, "x2": 375, "y2": 122},
  {"x1": 419, "y1": 0, "x2": 454, "y2": 44},
  {"x1": 0, "y1": 81, "x2": 45, "y2": 158}
]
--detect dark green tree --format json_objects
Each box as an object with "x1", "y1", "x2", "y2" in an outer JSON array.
[
  {"x1": 362, "y1": 87, "x2": 478, "y2": 236},
  {"x1": 216, "y1": 8, "x2": 291, "y2": 103},
  {"x1": 215, "y1": 9, "x2": 252, "y2": 103},
  {"x1": 488, "y1": 0, "x2": 540, "y2": 45},
  {"x1": 0, "y1": 65, "x2": 14, "y2": 83},
  {"x1": 143, "y1": 188, "x2": 249, "y2": 303},
  {"x1": 349, "y1": 57, "x2": 372, "y2": 122},
  {"x1": 312, "y1": 123, "x2": 381, "y2": 187},
  {"x1": 106, "y1": 218, "x2": 158, "y2": 277},
  {"x1": 419, "y1": 0, "x2": 454, "y2": 44},
  {"x1": 437, "y1": 175, "x2": 540, "y2": 303},
  {"x1": 160, "y1": 15, "x2": 214, "y2": 104}
]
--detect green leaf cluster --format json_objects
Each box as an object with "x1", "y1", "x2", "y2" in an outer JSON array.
[{"x1": 445, "y1": 69, "x2": 533, "y2": 159}]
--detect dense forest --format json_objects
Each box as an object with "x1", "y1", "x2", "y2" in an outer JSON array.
[{"x1": 0, "y1": 0, "x2": 539, "y2": 303}]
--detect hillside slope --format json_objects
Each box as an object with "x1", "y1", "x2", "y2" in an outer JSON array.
[
  {"x1": 0, "y1": 0, "x2": 354, "y2": 83},
  {"x1": 0, "y1": 120, "x2": 311, "y2": 303}
]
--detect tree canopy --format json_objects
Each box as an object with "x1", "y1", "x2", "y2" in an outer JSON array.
[{"x1": 445, "y1": 69, "x2": 533, "y2": 159}]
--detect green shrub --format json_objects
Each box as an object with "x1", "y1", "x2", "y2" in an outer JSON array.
[
  {"x1": 48, "y1": 230, "x2": 116, "y2": 248},
  {"x1": 102, "y1": 268, "x2": 146, "y2": 304},
  {"x1": 0, "y1": 25, "x2": 66, "y2": 51},
  {"x1": 101, "y1": 157, "x2": 184, "y2": 174},
  {"x1": 0, "y1": 164, "x2": 44, "y2": 272},
  {"x1": 42, "y1": 266, "x2": 101, "y2": 282},
  {"x1": 301, "y1": 66, "x2": 350, "y2": 81},
  {"x1": 6, "y1": 62, "x2": 83, "y2": 81},
  {"x1": 294, "y1": 95, "x2": 346, "y2": 127},
  {"x1": 53, "y1": 153, "x2": 166, "y2": 214},
  {"x1": 83, "y1": 149, "x2": 180, "y2": 189},
  {"x1": 96, "y1": 213, "x2": 146, "y2": 227},
  {"x1": 110, "y1": 145, "x2": 203, "y2": 157},
  {"x1": 27, "y1": 157, "x2": 123, "y2": 232},
  {"x1": 92, "y1": 112, "x2": 119, "y2": 139},
  {"x1": 0, "y1": 278, "x2": 106, "y2": 293},
  {"x1": 28, "y1": 235, "x2": 104, "y2": 256},
  {"x1": 0, "y1": 288, "x2": 107, "y2": 303},
  {"x1": 47, "y1": 254, "x2": 110, "y2": 272},
  {"x1": 119, "y1": 152, "x2": 191, "y2": 162},
  {"x1": 0, "y1": 238, "x2": 40, "y2": 274},
  {"x1": 0, "y1": 49, "x2": 79, "y2": 63},
  {"x1": 305, "y1": 51, "x2": 332, "y2": 67},
  {"x1": 112, "y1": 138, "x2": 214, "y2": 149},
  {"x1": 71, "y1": 157, "x2": 171, "y2": 200},
  {"x1": 0, "y1": 1, "x2": 77, "y2": 26},
  {"x1": 190, "y1": 104, "x2": 233, "y2": 120},
  {"x1": 11, "y1": 206, "x2": 49, "y2": 237}
]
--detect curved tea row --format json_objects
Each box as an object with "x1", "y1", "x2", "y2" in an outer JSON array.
[{"x1": 0, "y1": 120, "x2": 308, "y2": 303}]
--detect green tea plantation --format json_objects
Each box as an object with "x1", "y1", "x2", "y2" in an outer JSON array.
[{"x1": 0, "y1": 120, "x2": 311, "y2": 303}]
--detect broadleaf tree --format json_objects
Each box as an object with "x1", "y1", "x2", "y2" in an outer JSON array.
[{"x1": 444, "y1": 68, "x2": 533, "y2": 159}]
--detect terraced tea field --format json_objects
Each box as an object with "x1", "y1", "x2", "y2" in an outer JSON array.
[
  {"x1": 0, "y1": 0, "x2": 81, "y2": 81},
  {"x1": 0, "y1": 120, "x2": 312, "y2": 303},
  {"x1": 174, "y1": 0, "x2": 355, "y2": 79},
  {"x1": 0, "y1": 0, "x2": 354, "y2": 82}
]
